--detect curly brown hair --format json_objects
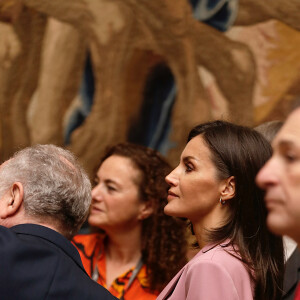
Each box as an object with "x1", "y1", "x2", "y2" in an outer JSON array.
[{"x1": 99, "y1": 142, "x2": 187, "y2": 292}]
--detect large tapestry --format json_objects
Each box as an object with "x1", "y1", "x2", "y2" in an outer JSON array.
[{"x1": 0, "y1": 0, "x2": 299, "y2": 175}]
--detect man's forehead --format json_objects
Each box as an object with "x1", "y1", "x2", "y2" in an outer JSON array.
[{"x1": 273, "y1": 108, "x2": 300, "y2": 148}]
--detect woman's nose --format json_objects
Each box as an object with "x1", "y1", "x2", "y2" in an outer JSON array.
[
  {"x1": 91, "y1": 184, "x2": 104, "y2": 201},
  {"x1": 165, "y1": 167, "x2": 179, "y2": 186}
]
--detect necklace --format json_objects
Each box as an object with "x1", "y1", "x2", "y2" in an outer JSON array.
[{"x1": 92, "y1": 256, "x2": 143, "y2": 299}]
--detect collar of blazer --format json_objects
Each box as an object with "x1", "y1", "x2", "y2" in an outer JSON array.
[
  {"x1": 202, "y1": 240, "x2": 232, "y2": 254},
  {"x1": 283, "y1": 247, "x2": 300, "y2": 297},
  {"x1": 11, "y1": 223, "x2": 88, "y2": 275}
]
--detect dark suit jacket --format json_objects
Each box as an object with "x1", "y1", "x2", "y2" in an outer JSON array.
[
  {"x1": 282, "y1": 247, "x2": 300, "y2": 300},
  {"x1": 0, "y1": 224, "x2": 117, "y2": 300}
]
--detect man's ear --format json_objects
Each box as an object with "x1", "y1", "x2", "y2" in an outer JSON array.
[
  {"x1": 220, "y1": 176, "x2": 235, "y2": 203},
  {"x1": 0, "y1": 182, "x2": 24, "y2": 219},
  {"x1": 138, "y1": 201, "x2": 154, "y2": 221}
]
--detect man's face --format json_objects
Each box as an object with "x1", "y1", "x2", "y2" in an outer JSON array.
[{"x1": 256, "y1": 108, "x2": 300, "y2": 243}]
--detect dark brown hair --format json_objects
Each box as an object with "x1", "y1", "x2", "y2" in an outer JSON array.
[
  {"x1": 99, "y1": 142, "x2": 187, "y2": 292},
  {"x1": 188, "y1": 120, "x2": 284, "y2": 300}
]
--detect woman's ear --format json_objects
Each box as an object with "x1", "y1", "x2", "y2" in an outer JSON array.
[
  {"x1": 138, "y1": 201, "x2": 154, "y2": 221},
  {"x1": 220, "y1": 176, "x2": 235, "y2": 201}
]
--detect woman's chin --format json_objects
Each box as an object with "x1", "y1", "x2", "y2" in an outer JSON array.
[
  {"x1": 164, "y1": 203, "x2": 181, "y2": 217},
  {"x1": 88, "y1": 216, "x2": 105, "y2": 228}
]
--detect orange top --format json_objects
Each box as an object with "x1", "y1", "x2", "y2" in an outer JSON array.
[{"x1": 72, "y1": 233, "x2": 158, "y2": 300}]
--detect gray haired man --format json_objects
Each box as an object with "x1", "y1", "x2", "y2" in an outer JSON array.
[{"x1": 0, "y1": 144, "x2": 116, "y2": 300}]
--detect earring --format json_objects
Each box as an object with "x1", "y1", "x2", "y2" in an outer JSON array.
[{"x1": 219, "y1": 197, "x2": 226, "y2": 205}]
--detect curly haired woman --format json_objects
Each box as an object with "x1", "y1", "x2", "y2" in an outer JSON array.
[{"x1": 73, "y1": 142, "x2": 187, "y2": 299}]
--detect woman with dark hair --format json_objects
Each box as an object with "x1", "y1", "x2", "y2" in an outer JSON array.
[
  {"x1": 72, "y1": 143, "x2": 187, "y2": 299},
  {"x1": 157, "y1": 120, "x2": 284, "y2": 300}
]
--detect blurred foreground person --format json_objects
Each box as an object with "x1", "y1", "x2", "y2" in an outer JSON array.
[
  {"x1": 255, "y1": 120, "x2": 300, "y2": 300},
  {"x1": 257, "y1": 107, "x2": 300, "y2": 300},
  {"x1": 254, "y1": 120, "x2": 283, "y2": 143},
  {"x1": 0, "y1": 144, "x2": 116, "y2": 300},
  {"x1": 73, "y1": 143, "x2": 187, "y2": 299},
  {"x1": 158, "y1": 120, "x2": 284, "y2": 300}
]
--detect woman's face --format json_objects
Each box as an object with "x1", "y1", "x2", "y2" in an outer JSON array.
[
  {"x1": 165, "y1": 135, "x2": 227, "y2": 225},
  {"x1": 88, "y1": 155, "x2": 146, "y2": 231}
]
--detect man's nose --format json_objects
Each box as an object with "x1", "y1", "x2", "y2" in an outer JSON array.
[{"x1": 256, "y1": 158, "x2": 278, "y2": 190}]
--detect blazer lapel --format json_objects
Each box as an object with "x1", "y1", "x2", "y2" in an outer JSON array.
[
  {"x1": 283, "y1": 248, "x2": 300, "y2": 298},
  {"x1": 158, "y1": 267, "x2": 186, "y2": 300}
]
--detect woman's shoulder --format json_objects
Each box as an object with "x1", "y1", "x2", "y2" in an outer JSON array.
[
  {"x1": 184, "y1": 243, "x2": 253, "y2": 298},
  {"x1": 190, "y1": 243, "x2": 249, "y2": 276}
]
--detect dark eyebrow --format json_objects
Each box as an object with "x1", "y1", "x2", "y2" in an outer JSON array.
[
  {"x1": 95, "y1": 175, "x2": 119, "y2": 186},
  {"x1": 182, "y1": 156, "x2": 198, "y2": 163},
  {"x1": 274, "y1": 139, "x2": 296, "y2": 149},
  {"x1": 104, "y1": 179, "x2": 117, "y2": 184},
  {"x1": 104, "y1": 178, "x2": 122, "y2": 189}
]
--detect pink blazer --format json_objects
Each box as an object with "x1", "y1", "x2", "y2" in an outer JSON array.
[{"x1": 157, "y1": 242, "x2": 254, "y2": 300}]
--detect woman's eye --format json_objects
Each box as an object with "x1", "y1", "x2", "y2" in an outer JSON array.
[
  {"x1": 185, "y1": 164, "x2": 193, "y2": 173},
  {"x1": 107, "y1": 185, "x2": 117, "y2": 192}
]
